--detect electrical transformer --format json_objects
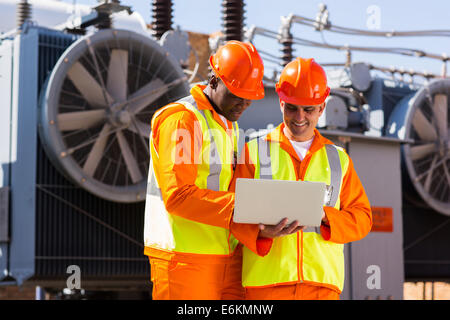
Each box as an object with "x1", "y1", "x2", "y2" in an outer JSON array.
[
  {"x1": 0, "y1": 23, "x2": 189, "y2": 293},
  {"x1": 0, "y1": 0, "x2": 448, "y2": 301}
]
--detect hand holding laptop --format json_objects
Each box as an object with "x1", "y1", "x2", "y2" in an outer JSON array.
[
  {"x1": 258, "y1": 218, "x2": 304, "y2": 238},
  {"x1": 257, "y1": 209, "x2": 327, "y2": 238}
]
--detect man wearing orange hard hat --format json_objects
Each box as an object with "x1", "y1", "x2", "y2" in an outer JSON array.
[
  {"x1": 230, "y1": 57, "x2": 372, "y2": 300},
  {"x1": 143, "y1": 40, "x2": 265, "y2": 300}
]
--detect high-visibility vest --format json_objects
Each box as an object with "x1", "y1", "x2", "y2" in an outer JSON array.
[
  {"x1": 242, "y1": 135, "x2": 349, "y2": 292},
  {"x1": 144, "y1": 95, "x2": 243, "y2": 257}
]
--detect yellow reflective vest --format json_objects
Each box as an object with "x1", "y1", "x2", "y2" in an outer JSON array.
[
  {"x1": 144, "y1": 94, "x2": 243, "y2": 259},
  {"x1": 241, "y1": 133, "x2": 349, "y2": 293}
]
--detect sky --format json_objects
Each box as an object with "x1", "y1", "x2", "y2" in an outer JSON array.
[{"x1": 68, "y1": 0, "x2": 450, "y2": 80}]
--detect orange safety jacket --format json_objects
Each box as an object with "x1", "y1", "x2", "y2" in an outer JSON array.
[
  {"x1": 230, "y1": 124, "x2": 372, "y2": 292},
  {"x1": 144, "y1": 85, "x2": 243, "y2": 264}
]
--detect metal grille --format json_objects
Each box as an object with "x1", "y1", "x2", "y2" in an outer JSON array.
[
  {"x1": 34, "y1": 28, "x2": 148, "y2": 283},
  {"x1": 403, "y1": 205, "x2": 450, "y2": 279}
]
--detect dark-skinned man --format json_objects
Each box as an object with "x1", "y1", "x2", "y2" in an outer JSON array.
[{"x1": 143, "y1": 41, "x2": 265, "y2": 300}]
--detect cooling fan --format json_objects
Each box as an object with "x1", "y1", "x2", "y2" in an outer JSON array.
[
  {"x1": 39, "y1": 29, "x2": 190, "y2": 203},
  {"x1": 387, "y1": 79, "x2": 450, "y2": 215}
]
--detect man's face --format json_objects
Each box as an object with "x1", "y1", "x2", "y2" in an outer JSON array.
[
  {"x1": 280, "y1": 100, "x2": 325, "y2": 142},
  {"x1": 212, "y1": 78, "x2": 252, "y2": 122}
]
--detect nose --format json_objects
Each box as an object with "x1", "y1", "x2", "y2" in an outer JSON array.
[
  {"x1": 236, "y1": 98, "x2": 251, "y2": 110},
  {"x1": 243, "y1": 99, "x2": 252, "y2": 108},
  {"x1": 295, "y1": 108, "x2": 306, "y2": 122}
]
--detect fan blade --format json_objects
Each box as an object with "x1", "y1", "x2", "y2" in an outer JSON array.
[
  {"x1": 127, "y1": 78, "x2": 165, "y2": 114},
  {"x1": 83, "y1": 123, "x2": 112, "y2": 177},
  {"x1": 67, "y1": 62, "x2": 113, "y2": 107},
  {"x1": 432, "y1": 94, "x2": 448, "y2": 139},
  {"x1": 410, "y1": 143, "x2": 437, "y2": 161},
  {"x1": 116, "y1": 130, "x2": 143, "y2": 183},
  {"x1": 424, "y1": 155, "x2": 438, "y2": 193},
  {"x1": 128, "y1": 119, "x2": 151, "y2": 138},
  {"x1": 106, "y1": 49, "x2": 128, "y2": 102},
  {"x1": 444, "y1": 162, "x2": 450, "y2": 188},
  {"x1": 412, "y1": 108, "x2": 438, "y2": 142},
  {"x1": 58, "y1": 109, "x2": 106, "y2": 131}
]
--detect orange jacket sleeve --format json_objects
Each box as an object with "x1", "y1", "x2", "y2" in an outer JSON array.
[
  {"x1": 320, "y1": 155, "x2": 373, "y2": 243},
  {"x1": 229, "y1": 145, "x2": 273, "y2": 256},
  {"x1": 153, "y1": 109, "x2": 234, "y2": 229}
]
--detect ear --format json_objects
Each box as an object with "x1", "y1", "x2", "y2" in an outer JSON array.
[
  {"x1": 279, "y1": 98, "x2": 285, "y2": 113},
  {"x1": 209, "y1": 75, "x2": 219, "y2": 90},
  {"x1": 318, "y1": 102, "x2": 326, "y2": 116}
]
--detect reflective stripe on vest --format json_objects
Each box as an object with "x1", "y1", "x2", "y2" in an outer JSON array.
[
  {"x1": 242, "y1": 136, "x2": 348, "y2": 292},
  {"x1": 143, "y1": 95, "x2": 239, "y2": 255},
  {"x1": 303, "y1": 144, "x2": 342, "y2": 234},
  {"x1": 258, "y1": 136, "x2": 272, "y2": 179},
  {"x1": 233, "y1": 121, "x2": 245, "y2": 167}
]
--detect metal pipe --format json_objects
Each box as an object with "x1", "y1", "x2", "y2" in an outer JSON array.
[{"x1": 441, "y1": 55, "x2": 448, "y2": 77}]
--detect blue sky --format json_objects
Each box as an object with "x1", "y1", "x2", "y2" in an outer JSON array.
[{"x1": 71, "y1": 0, "x2": 450, "y2": 79}]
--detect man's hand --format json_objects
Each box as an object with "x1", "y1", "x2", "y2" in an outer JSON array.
[
  {"x1": 322, "y1": 209, "x2": 329, "y2": 226},
  {"x1": 258, "y1": 218, "x2": 305, "y2": 238}
]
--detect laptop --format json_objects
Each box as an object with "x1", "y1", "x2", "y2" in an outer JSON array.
[{"x1": 233, "y1": 178, "x2": 327, "y2": 227}]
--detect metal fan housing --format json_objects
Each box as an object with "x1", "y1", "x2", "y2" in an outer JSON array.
[
  {"x1": 387, "y1": 79, "x2": 450, "y2": 215},
  {"x1": 39, "y1": 29, "x2": 189, "y2": 203}
]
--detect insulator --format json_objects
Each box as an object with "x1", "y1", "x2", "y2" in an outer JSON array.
[
  {"x1": 17, "y1": 0, "x2": 32, "y2": 32},
  {"x1": 280, "y1": 34, "x2": 294, "y2": 67},
  {"x1": 151, "y1": 0, "x2": 173, "y2": 40},
  {"x1": 221, "y1": 0, "x2": 245, "y2": 41}
]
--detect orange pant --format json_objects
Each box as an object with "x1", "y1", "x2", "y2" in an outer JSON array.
[
  {"x1": 245, "y1": 283, "x2": 340, "y2": 300},
  {"x1": 149, "y1": 246, "x2": 245, "y2": 300}
]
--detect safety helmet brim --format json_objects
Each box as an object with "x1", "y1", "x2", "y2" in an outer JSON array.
[{"x1": 276, "y1": 84, "x2": 330, "y2": 106}]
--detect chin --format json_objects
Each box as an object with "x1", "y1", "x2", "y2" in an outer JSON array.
[
  {"x1": 288, "y1": 126, "x2": 313, "y2": 141},
  {"x1": 230, "y1": 114, "x2": 242, "y2": 121},
  {"x1": 290, "y1": 126, "x2": 306, "y2": 135}
]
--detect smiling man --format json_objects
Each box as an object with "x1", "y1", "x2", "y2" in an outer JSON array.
[
  {"x1": 143, "y1": 41, "x2": 264, "y2": 300},
  {"x1": 230, "y1": 57, "x2": 372, "y2": 300},
  {"x1": 281, "y1": 103, "x2": 325, "y2": 142}
]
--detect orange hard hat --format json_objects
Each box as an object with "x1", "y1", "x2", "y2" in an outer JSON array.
[
  {"x1": 275, "y1": 57, "x2": 330, "y2": 106},
  {"x1": 209, "y1": 40, "x2": 265, "y2": 100}
]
